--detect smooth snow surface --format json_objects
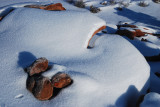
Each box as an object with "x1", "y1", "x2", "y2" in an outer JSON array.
[{"x1": 141, "y1": 92, "x2": 160, "y2": 107}]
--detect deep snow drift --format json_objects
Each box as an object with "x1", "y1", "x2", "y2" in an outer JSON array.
[{"x1": 0, "y1": 5, "x2": 150, "y2": 107}]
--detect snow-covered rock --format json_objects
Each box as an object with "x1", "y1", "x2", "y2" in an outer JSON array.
[
  {"x1": 0, "y1": 4, "x2": 150, "y2": 107},
  {"x1": 140, "y1": 92, "x2": 160, "y2": 107}
]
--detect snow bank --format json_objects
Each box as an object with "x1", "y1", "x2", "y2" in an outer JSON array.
[
  {"x1": 140, "y1": 92, "x2": 160, "y2": 107},
  {"x1": 0, "y1": 5, "x2": 150, "y2": 107}
]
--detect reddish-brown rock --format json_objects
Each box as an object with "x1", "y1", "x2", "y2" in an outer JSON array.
[
  {"x1": 116, "y1": 24, "x2": 148, "y2": 39},
  {"x1": 116, "y1": 29, "x2": 146, "y2": 40},
  {"x1": 27, "y1": 57, "x2": 49, "y2": 76},
  {"x1": 26, "y1": 76, "x2": 36, "y2": 92},
  {"x1": 44, "y1": 3, "x2": 66, "y2": 11},
  {"x1": 33, "y1": 76, "x2": 53, "y2": 100},
  {"x1": 26, "y1": 76, "x2": 53, "y2": 100},
  {"x1": 87, "y1": 26, "x2": 106, "y2": 48},
  {"x1": 51, "y1": 72, "x2": 72, "y2": 88},
  {"x1": 134, "y1": 29, "x2": 146, "y2": 37},
  {"x1": 0, "y1": 17, "x2": 2, "y2": 21},
  {"x1": 116, "y1": 29, "x2": 135, "y2": 39},
  {"x1": 24, "y1": 3, "x2": 66, "y2": 11}
]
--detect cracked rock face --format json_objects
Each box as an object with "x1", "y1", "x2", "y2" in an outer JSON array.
[{"x1": 51, "y1": 72, "x2": 72, "y2": 88}]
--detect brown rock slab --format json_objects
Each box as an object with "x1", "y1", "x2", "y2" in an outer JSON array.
[
  {"x1": 116, "y1": 29, "x2": 136, "y2": 39},
  {"x1": 24, "y1": 3, "x2": 66, "y2": 11},
  {"x1": 116, "y1": 23, "x2": 148, "y2": 39},
  {"x1": 116, "y1": 28, "x2": 146, "y2": 40},
  {"x1": 134, "y1": 29, "x2": 146, "y2": 37},
  {"x1": 27, "y1": 57, "x2": 49, "y2": 76},
  {"x1": 33, "y1": 76, "x2": 53, "y2": 100},
  {"x1": 87, "y1": 26, "x2": 106, "y2": 48},
  {"x1": 44, "y1": 3, "x2": 66, "y2": 11},
  {"x1": 51, "y1": 72, "x2": 72, "y2": 88}
]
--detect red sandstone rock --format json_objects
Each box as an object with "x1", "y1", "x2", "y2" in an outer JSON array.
[
  {"x1": 27, "y1": 57, "x2": 49, "y2": 76},
  {"x1": 134, "y1": 29, "x2": 146, "y2": 37},
  {"x1": 116, "y1": 29, "x2": 136, "y2": 39},
  {"x1": 33, "y1": 76, "x2": 53, "y2": 100},
  {"x1": 44, "y1": 3, "x2": 66, "y2": 11},
  {"x1": 87, "y1": 26, "x2": 106, "y2": 47},
  {"x1": 24, "y1": 3, "x2": 66, "y2": 11},
  {"x1": 26, "y1": 76, "x2": 53, "y2": 100},
  {"x1": 51, "y1": 72, "x2": 72, "y2": 88},
  {"x1": 116, "y1": 23, "x2": 150, "y2": 39}
]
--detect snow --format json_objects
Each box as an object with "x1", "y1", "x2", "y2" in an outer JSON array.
[
  {"x1": 0, "y1": 0, "x2": 159, "y2": 106},
  {"x1": 141, "y1": 92, "x2": 160, "y2": 107}
]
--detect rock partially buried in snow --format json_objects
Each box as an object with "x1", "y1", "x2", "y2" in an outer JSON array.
[
  {"x1": 26, "y1": 76, "x2": 36, "y2": 92},
  {"x1": 140, "y1": 92, "x2": 160, "y2": 107},
  {"x1": 24, "y1": 3, "x2": 66, "y2": 11},
  {"x1": 27, "y1": 57, "x2": 48, "y2": 76},
  {"x1": 0, "y1": 7, "x2": 150, "y2": 107},
  {"x1": 0, "y1": 17, "x2": 2, "y2": 21},
  {"x1": 51, "y1": 72, "x2": 72, "y2": 88},
  {"x1": 116, "y1": 23, "x2": 157, "y2": 39},
  {"x1": 32, "y1": 76, "x2": 53, "y2": 101},
  {"x1": 116, "y1": 24, "x2": 146, "y2": 39},
  {"x1": 44, "y1": 3, "x2": 66, "y2": 11}
]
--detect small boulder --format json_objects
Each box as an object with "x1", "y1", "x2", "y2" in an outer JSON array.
[
  {"x1": 26, "y1": 76, "x2": 36, "y2": 92},
  {"x1": 27, "y1": 57, "x2": 49, "y2": 76},
  {"x1": 116, "y1": 29, "x2": 136, "y2": 39},
  {"x1": 33, "y1": 76, "x2": 53, "y2": 100},
  {"x1": 26, "y1": 76, "x2": 53, "y2": 100},
  {"x1": 51, "y1": 72, "x2": 72, "y2": 88},
  {"x1": 116, "y1": 24, "x2": 146, "y2": 39}
]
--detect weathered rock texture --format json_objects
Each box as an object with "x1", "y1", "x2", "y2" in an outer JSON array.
[
  {"x1": 27, "y1": 76, "x2": 53, "y2": 100},
  {"x1": 51, "y1": 72, "x2": 72, "y2": 88},
  {"x1": 116, "y1": 24, "x2": 146, "y2": 39},
  {"x1": 24, "y1": 3, "x2": 66, "y2": 11},
  {"x1": 27, "y1": 57, "x2": 48, "y2": 76}
]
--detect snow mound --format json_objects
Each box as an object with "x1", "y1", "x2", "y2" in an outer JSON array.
[
  {"x1": 0, "y1": 7, "x2": 150, "y2": 107},
  {"x1": 140, "y1": 92, "x2": 160, "y2": 107},
  {"x1": 0, "y1": 8, "x2": 106, "y2": 58}
]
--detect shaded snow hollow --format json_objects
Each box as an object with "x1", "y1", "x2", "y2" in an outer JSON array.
[{"x1": 0, "y1": 7, "x2": 150, "y2": 107}]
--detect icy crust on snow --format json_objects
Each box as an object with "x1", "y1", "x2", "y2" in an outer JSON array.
[
  {"x1": 0, "y1": 8, "x2": 150, "y2": 107},
  {"x1": 140, "y1": 92, "x2": 160, "y2": 107}
]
